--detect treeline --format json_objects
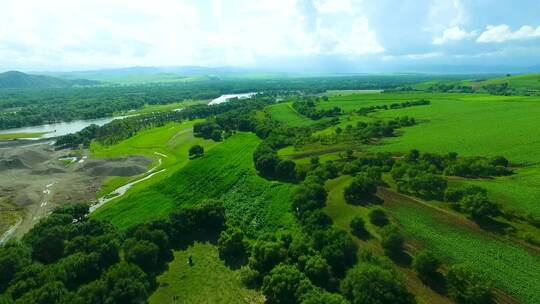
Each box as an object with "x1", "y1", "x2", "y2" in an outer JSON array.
[
  {"x1": 355, "y1": 99, "x2": 430, "y2": 115},
  {"x1": 0, "y1": 74, "x2": 449, "y2": 130},
  {"x1": 0, "y1": 201, "x2": 226, "y2": 304},
  {"x1": 391, "y1": 150, "x2": 510, "y2": 222},
  {"x1": 56, "y1": 94, "x2": 278, "y2": 148},
  {"x1": 292, "y1": 98, "x2": 342, "y2": 120}
]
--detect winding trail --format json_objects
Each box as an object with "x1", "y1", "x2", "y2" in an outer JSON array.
[
  {"x1": 89, "y1": 155, "x2": 166, "y2": 213},
  {"x1": 0, "y1": 217, "x2": 22, "y2": 245}
]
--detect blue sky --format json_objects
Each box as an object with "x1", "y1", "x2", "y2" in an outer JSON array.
[{"x1": 0, "y1": 0, "x2": 539, "y2": 72}]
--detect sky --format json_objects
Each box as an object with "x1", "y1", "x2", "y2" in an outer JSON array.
[{"x1": 1, "y1": 0, "x2": 540, "y2": 72}]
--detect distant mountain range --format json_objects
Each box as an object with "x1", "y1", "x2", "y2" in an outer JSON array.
[{"x1": 0, "y1": 71, "x2": 100, "y2": 89}]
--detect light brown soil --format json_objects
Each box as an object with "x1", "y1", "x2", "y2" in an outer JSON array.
[{"x1": 0, "y1": 139, "x2": 151, "y2": 240}]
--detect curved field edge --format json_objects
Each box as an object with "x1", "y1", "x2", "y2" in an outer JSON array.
[{"x1": 92, "y1": 132, "x2": 297, "y2": 236}]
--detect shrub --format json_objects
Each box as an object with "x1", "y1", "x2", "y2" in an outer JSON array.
[
  {"x1": 412, "y1": 250, "x2": 441, "y2": 280},
  {"x1": 344, "y1": 173, "x2": 378, "y2": 204},
  {"x1": 188, "y1": 144, "x2": 204, "y2": 157},
  {"x1": 349, "y1": 215, "x2": 367, "y2": 238},
  {"x1": 341, "y1": 263, "x2": 412, "y2": 304},
  {"x1": 380, "y1": 226, "x2": 405, "y2": 257},
  {"x1": 447, "y1": 264, "x2": 493, "y2": 304},
  {"x1": 368, "y1": 208, "x2": 388, "y2": 226}
]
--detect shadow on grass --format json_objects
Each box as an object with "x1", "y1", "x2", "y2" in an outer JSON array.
[
  {"x1": 346, "y1": 194, "x2": 384, "y2": 206},
  {"x1": 221, "y1": 254, "x2": 249, "y2": 270},
  {"x1": 420, "y1": 272, "x2": 448, "y2": 295},
  {"x1": 476, "y1": 217, "x2": 515, "y2": 235},
  {"x1": 388, "y1": 250, "x2": 413, "y2": 267}
]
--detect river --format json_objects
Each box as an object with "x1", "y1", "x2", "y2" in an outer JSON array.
[
  {"x1": 0, "y1": 93, "x2": 256, "y2": 139},
  {"x1": 209, "y1": 92, "x2": 257, "y2": 105},
  {"x1": 0, "y1": 116, "x2": 125, "y2": 139}
]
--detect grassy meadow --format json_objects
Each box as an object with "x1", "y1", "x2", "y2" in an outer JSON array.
[
  {"x1": 149, "y1": 242, "x2": 264, "y2": 304},
  {"x1": 93, "y1": 132, "x2": 296, "y2": 235},
  {"x1": 265, "y1": 102, "x2": 321, "y2": 127}
]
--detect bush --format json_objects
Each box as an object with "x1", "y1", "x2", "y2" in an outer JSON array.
[
  {"x1": 412, "y1": 250, "x2": 441, "y2": 280},
  {"x1": 447, "y1": 264, "x2": 493, "y2": 304},
  {"x1": 380, "y1": 226, "x2": 405, "y2": 257},
  {"x1": 460, "y1": 194, "x2": 500, "y2": 221},
  {"x1": 368, "y1": 208, "x2": 388, "y2": 226},
  {"x1": 218, "y1": 227, "x2": 247, "y2": 261},
  {"x1": 349, "y1": 216, "x2": 367, "y2": 238},
  {"x1": 262, "y1": 264, "x2": 313, "y2": 304},
  {"x1": 188, "y1": 144, "x2": 204, "y2": 157},
  {"x1": 343, "y1": 173, "x2": 378, "y2": 204},
  {"x1": 341, "y1": 263, "x2": 412, "y2": 304}
]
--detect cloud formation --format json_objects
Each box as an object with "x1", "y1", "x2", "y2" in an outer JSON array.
[
  {"x1": 0, "y1": 0, "x2": 539, "y2": 71},
  {"x1": 477, "y1": 24, "x2": 540, "y2": 43},
  {"x1": 432, "y1": 26, "x2": 476, "y2": 45}
]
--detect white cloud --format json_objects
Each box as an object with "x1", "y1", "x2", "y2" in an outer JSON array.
[
  {"x1": 0, "y1": 0, "x2": 384, "y2": 70},
  {"x1": 425, "y1": 0, "x2": 467, "y2": 33},
  {"x1": 477, "y1": 24, "x2": 540, "y2": 43},
  {"x1": 432, "y1": 26, "x2": 476, "y2": 44},
  {"x1": 406, "y1": 52, "x2": 443, "y2": 60}
]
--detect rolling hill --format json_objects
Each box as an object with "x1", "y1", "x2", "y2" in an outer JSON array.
[{"x1": 0, "y1": 71, "x2": 99, "y2": 89}]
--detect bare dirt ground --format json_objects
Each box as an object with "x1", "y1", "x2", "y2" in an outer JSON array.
[{"x1": 0, "y1": 139, "x2": 151, "y2": 241}]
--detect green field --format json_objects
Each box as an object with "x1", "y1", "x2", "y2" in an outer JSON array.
[
  {"x1": 265, "y1": 102, "x2": 323, "y2": 127},
  {"x1": 149, "y1": 242, "x2": 264, "y2": 304},
  {"x1": 468, "y1": 73, "x2": 540, "y2": 90},
  {"x1": 91, "y1": 120, "x2": 218, "y2": 197},
  {"x1": 0, "y1": 131, "x2": 48, "y2": 140},
  {"x1": 121, "y1": 100, "x2": 205, "y2": 116},
  {"x1": 93, "y1": 133, "x2": 296, "y2": 235},
  {"x1": 384, "y1": 193, "x2": 540, "y2": 304}
]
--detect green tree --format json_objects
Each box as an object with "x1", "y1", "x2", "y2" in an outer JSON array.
[
  {"x1": 123, "y1": 238, "x2": 159, "y2": 274},
  {"x1": 349, "y1": 215, "x2": 367, "y2": 238},
  {"x1": 447, "y1": 264, "x2": 493, "y2": 304},
  {"x1": 344, "y1": 173, "x2": 377, "y2": 204},
  {"x1": 460, "y1": 194, "x2": 500, "y2": 221},
  {"x1": 300, "y1": 255, "x2": 332, "y2": 288},
  {"x1": 368, "y1": 208, "x2": 388, "y2": 226},
  {"x1": 188, "y1": 144, "x2": 204, "y2": 157},
  {"x1": 218, "y1": 227, "x2": 247, "y2": 261},
  {"x1": 380, "y1": 226, "x2": 404, "y2": 257},
  {"x1": 341, "y1": 263, "x2": 412, "y2": 304},
  {"x1": 412, "y1": 250, "x2": 441, "y2": 281},
  {"x1": 262, "y1": 264, "x2": 313, "y2": 304},
  {"x1": 275, "y1": 160, "x2": 297, "y2": 180}
]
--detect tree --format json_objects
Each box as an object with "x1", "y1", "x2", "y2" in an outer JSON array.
[
  {"x1": 349, "y1": 215, "x2": 367, "y2": 238},
  {"x1": 489, "y1": 156, "x2": 508, "y2": 167},
  {"x1": 14, "y1": 281, "x2": 69, "y2": 304},
  {"x1": 189, "y1": 144, "x2": 204, "y2": 157},
  {"x1": 211, "y1": 129, "x2": 223, "y2": 141},
  {"x1": 368, "y1": 208, "x2": 388, "y2": 226},
  {"x1": 301, "y1": 289, "x2": 347, "y2": 304},
  {"x1": 380, "y1": 226, "x2": 404, "y2": 257},
  {"x1": 312, "y1": 228, "x2": 357, "y2": 275},
  {"x1": 412, "y1": 250, "x2": 441, "y2": 281},
  {"x1": 255, "y1": 153, "x2": 279, "y2": 176},
  {"x1": 341, "y1": 263, "x2": 412, "y2": 304},
  {"x1": 275, "y1": 160, "x2": 297, "y2": 180},
  {"x1": 344, "y1": 173, "x2": 377, "y2": 204},
  {"x1": 262, "y1": 264, "x2": 313, "y2": 304},
  {"x1": 460, "y1": 194, "x2": 500, "y2": 221},
  {"x1": 0, "y1": 243, "x2": 32, "y2": 293},
  {"x1": 73, "y1": 262, "x2": 150, "y2": 304},
  {"x1": 218, "y1": 227, "x2": 247, "y2": 261},
  {"x1": 300, "y1": 255, "x2": 332, "y2": 288},
  {"x1": 447, "y1": 264, "x2": 493, "y2": 304},
  {"x1": 249, "y1": 239, "x2": 287, "y2": 275},
  {"x1": 123, "y1": 238, "x2": 159, "y2": 274}
]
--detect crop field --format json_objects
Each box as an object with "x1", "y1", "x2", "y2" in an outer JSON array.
[
  {"x1": 384, "y1": 193, "x2": 540, "y2": 304},
  {"x1": 265, "y1": 102, "x2": 323, "y2": 127},
  {"x1": 324, "y1": 176, "x2": 454, "y2": 304},
  {"x1": 468, "y1": 73, "x2": 540, "y2": 90},
  {"x1": 122, "y1": 100, "x2": 204, "y2": 115},
  {"x1": 149, "y1": 242, "x2": 264, "y2": 304},
  {"x1": 0, "y1": 131, "x2": 48, "y2": 139},
  {"x1": 91, "y1": 120, "x2": 218, "y2": 197},
  {"x1": 458, "y1": 165, "x2": 540, "y2": 218},
  {"x1": 93, "y1": 133, "x2": 296, "y2": 235}
]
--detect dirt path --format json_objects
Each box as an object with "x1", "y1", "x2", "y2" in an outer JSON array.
[{"x1": 0, "y1": 217, "x2": 22, "y2": 245}]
